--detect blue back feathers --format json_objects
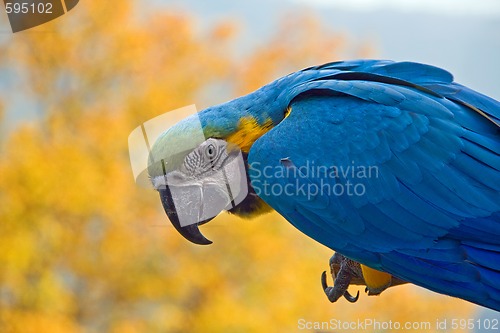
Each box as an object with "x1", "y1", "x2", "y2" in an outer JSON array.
[{"x1": 245, "y1": 60, "x2": 500, "y2": 310}]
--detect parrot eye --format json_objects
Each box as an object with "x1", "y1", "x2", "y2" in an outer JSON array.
[{"x1": 205, "y1": 144, "x2": 217, "y2": 160}]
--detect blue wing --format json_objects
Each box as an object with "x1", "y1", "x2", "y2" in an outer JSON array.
[{"x1": 248, "y1": 60, "x2": 500, "y2": 310}]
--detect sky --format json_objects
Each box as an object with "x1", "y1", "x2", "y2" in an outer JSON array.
[
  {"x1": 285, "y1": 0, "x2": 500, "y2": 100},
  {"x1": 293, "y1": 0, "x2": 500, "y2": 17},
  {"x1": 2, "y1": 0, "x2": 500, "y2": 129},
  {"x1": 158, "y1": 0, "x2": 500, "y2": 100}
]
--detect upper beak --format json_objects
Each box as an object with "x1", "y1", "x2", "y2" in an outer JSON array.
[{"x1": 159, "y1": 186, "x2": 213, "y2": 245}]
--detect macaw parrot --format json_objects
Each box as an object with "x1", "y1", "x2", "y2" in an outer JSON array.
[{"x1": 147, "y1": 60, "x2": 500, "y2": 311}]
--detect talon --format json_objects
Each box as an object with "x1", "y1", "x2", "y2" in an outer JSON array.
[
  {"x1": 344, "y1": 290, "x2": 360, "y2": 303},
  {"x1": 321, "y1": 271, "x2": 336, "y2": 303},
  {"x1": 321, "y1": 271, "x2": 340, "y2": 303},
  {"x1": 324, "y1": 252, "x2": 409, "y2": 305},
  {"x1": 322, "y1": 268, "x2": 356, "y2": 303},
  {"x1": 323, "y1": 253, "x2": 366, "y2": 304},
  {"x1": 321, "y1": 271, "x2": 329, "y2": 290}
]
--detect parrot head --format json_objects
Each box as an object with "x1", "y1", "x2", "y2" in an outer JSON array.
[{"x1": 147, "y1": 86, "x2": 289, "y2": 245}]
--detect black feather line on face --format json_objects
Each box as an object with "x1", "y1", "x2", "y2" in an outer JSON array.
[{"x1": 226, "y1": 152, "x2": 273, "y2": 218}]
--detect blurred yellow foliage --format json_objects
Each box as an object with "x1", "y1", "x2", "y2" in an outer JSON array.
[{"x1": 0, "y1": 2, "x2": 477, "y2": 332}]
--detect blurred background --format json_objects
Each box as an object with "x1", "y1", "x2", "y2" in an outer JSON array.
[{"x1": 0, "y1": 1, "x2": 499, "y2": 332}]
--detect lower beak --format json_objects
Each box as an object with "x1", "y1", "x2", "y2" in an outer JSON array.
[{"x1": 159, "y1": 186, "x2": 213, "y2": 245}]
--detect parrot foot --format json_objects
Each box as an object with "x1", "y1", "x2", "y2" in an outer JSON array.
[
  {"x1": 321, "y1": 253, "x2": 362, "y2": 303},
  {"x1": 322, "y1": 253, "x2": 409, "y2": 304}
]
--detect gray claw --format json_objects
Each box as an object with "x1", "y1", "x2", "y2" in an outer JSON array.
[
  {"x1": 321, "y1": 271, "x2": 329, "y2": 290},
  {"x1": 323, "y1": 254, "x2": 363, "y2": 304},
  {"x1": 344, "y1": 290, "x2": 359, "y2": 303},
  {"x1": 322, "y1": 271, "x2": 341, "y2": 303},
  {"x1": 322, "y1": 270, "x2": 358, "y2": 303}
]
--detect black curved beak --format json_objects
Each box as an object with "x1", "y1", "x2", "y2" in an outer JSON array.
[{"x1": 159, "y1": 186, "x2": 213, "y2": 245}]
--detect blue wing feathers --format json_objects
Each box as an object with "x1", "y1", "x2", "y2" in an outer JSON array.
[
  {"x1": 477, "y1": 268, "x2": 500, "y2": 297},
  {"x1": 450, "y1": 226, "x2": 500, "y2": 246},
  {"x1": 384, "y1": 128, "x2": 412, "y2": 153},
  {"x1": 425, "y1": 126, "x2": 463, "y2": 154},
  {"x1": 464, "y1": 245, "x2": 500, "y2": 271},
  {"x1": 383, "y1": 111, "x2": 412, "y2": 132},
  {"x1": 462, "y1": 139, "x2": 500, "y2": 170},
  {"x1": 380, "y1": 255, "x2": 484, "y2": 292},
  {"x1": 386, "y1": 154, "x2": 422, "y2": 183},
  {"x1": 307, "y1": 60, "x2": 454, "y2": 86},
  {"x1": 376, "y1": 201, "x2": 449, "y2": 236},
  {"x1": 425, "y1": 83, "x2": 500, "y2": 125},
  {"x1": 371, "y1": 61, "x2": 454, "y2": 84},
  {"x1": 358, "y1": 205, "x2": 426, "y2": 243},
  {"x1": 286, "y1": 211, "x2": 349, "y2": 250},
  {"x1": 249, "y1": 60, "x2": 500, "y2": 310},
  {"x1": 431, "y1": 167, "x2": 499, "y2": 213},
  {"x1": 451, "y1": 214, "x2": 500, "y2": 244},
  {"x1": 462, "y1": 240, "x2": 500, "y2": 251},
  {"x1": 396, "y1": 248, "x2": 465, "y2": 263},
  {"x1": 462, "y1": 131, "x2": 500, "y2": 157},
  {"x1": 407, "y1": 173, "x2": 477, "y2": 217}
]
